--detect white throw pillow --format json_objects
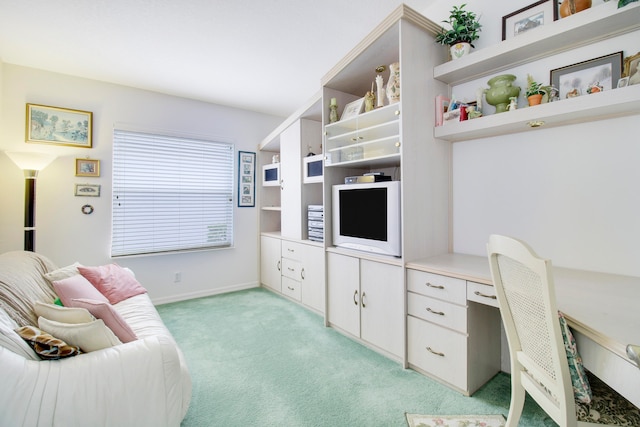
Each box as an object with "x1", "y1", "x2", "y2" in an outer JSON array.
[
  {"x1": 34, "y1": 301, "x2": 94, "y2": 324},
  {"x1": 43, "y1": 262, "x2": 83, "y2": 283},
  {"x1": 38, "y1": 317, "x2": 122, "y2": 352}
]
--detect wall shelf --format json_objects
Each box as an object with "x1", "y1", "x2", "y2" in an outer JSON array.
[
  {"x1": 433, "y1": 2, "x2": 640, "y2": 86},
  {"x1": 434, "y1": 84, "x2": 640, "y2": 142}
]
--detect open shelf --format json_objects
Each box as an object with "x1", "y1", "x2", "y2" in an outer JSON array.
[
  {"x1": 433, "y1": 2, "x2": 640, "y2": 85},
  {"x1": 434, "y1": 84, "x2": 640, "y2": 142}
]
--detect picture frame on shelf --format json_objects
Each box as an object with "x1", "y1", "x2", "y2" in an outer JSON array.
[
  {"x1": 237, "y1": 150, "x2": 256, "y2": 207},
  {"x1": 502, "y1": 0, "x2": 557, "y2": 41},
  {"x1": 74, "y1": 183, "x2": 101, "y2": 197},
  {"x1": 26, "y1": 104, "x2": 93, "y2": 148},
  {"x1": 75, "y1": 158, "x2": 100, "y2": 177},
  {"x1": 622, "y1": 51, "x2": 640, "y2": 85},
  {"x1": 550, "y1": 51, "x2": 623, "y2": 100},
  {"x1": 435, "y1": 95, "x2": 450, "y2": 127},
  {"x1": 340, "y1": 98, "x2": 364, "y2": 121},
  {"x1": 617, "y1": 77, "x2": 630, "y2": 88}
]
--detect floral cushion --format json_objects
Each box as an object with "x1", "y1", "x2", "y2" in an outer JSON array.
[{"x1": 558, "y1": 311, "x2": 592, "y2": 404}]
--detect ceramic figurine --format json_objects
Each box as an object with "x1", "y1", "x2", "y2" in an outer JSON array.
[
  {"x1": 386, "y1": 62, "x2": 400, "y2": 104},
  {"x1": 364, "y1": 91, "x2": 375, "y2": 112},
  {"x1": 329, "y1": 98, "x2": 338, "y2": 123},
  {"x1": 507, "y1": 96, "x2": 518, "y2": 111},
  {"x1": 375, "y1": 75, "x2": 385, "y2": 108}
]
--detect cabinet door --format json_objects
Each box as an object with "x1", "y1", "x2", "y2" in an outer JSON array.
[
  {"x1": 327, "y1": 252, "x2": 360, "y2": 337},
  {"x1": 300, "y1": 244, "x2": 325, "y2": 314},
  {"x1": 260, "y1": 235, "x2": 281, "y2": 292},
  {"x1": 360, "y1": 260, "x2": 404, "y2": 358},
  {"x1": 280, "y1": 121, "x2": 303, "y2": 239}
]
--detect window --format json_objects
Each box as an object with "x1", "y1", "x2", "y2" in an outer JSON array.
[{"x1": 111, "y1": 129, "x2": 234, "y2": 257}]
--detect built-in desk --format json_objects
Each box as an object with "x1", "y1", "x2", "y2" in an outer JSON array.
[{"x1": 406, "y1": 253, "x2": 640, "y2": 407}]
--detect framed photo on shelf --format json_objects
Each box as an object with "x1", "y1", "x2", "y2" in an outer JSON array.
[
  {"x1": 435, "y1": 95, "x2": 450, "y2": 127},
  {"x1": 237, "y1": 151, "x2": 256, "y2": 207},
  {"x1": 74, "y1": 183, "x2": 101, "y2": 197},
  {"x1": 340, "y1": 98, "x2": 364, "y2": 121},
  {"x1": 75, "y1": 158, "x2": 100, "y2": 177},
  {"x1": 26, "y1": 103, "x2": 93, "y2": 148},
  {"x1": 622, "y1": 51, "x2": 640, "y2": 85},
  {"x1": 550, "y1": 51, "x2": 623, "y2": 100},
  {"x1": 502, "y1": 0, "x2": 558, "y2": 41}
]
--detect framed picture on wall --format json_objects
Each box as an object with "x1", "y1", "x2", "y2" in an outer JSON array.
[
  {"x1": 74, "y1": 183, "x2": 101, "y2": 197},
  {"x1": 26, "y1": 104, "x2": 93, "y2": 148},
  {"x1": 237, "y1": 151, "x2": 256, "y2": 207},
  {"x1": 75, "y1": 158, "x2": 100, "y2": 177},
  {"x1": 502, "y1": 0, "x2": 558, "y2": 41}
]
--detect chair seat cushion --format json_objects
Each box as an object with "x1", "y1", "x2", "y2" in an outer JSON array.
[{"x1": 577, "y1": 371, "x2": 640, "y2": 426}]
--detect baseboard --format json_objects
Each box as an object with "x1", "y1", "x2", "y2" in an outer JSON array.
[{"x1": 153, "y1": 282, "x2": 259, "y2": 305}]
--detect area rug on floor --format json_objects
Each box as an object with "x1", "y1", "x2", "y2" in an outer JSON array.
[{"x1": 406, "y1": 413, "x2": 505, "y2": 427}]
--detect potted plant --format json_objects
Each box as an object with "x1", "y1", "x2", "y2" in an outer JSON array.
[
  {"x1": 434, "y1": 4, "x2": 482, "y2": 60},
  {"x1": 525, "y1": 74, "x2": 549, "y2": 106}
]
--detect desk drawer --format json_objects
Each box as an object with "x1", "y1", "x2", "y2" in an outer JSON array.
[
  {"x1": 281, "y1": 240, "x2": 303, "y2": 259},
  {"x1": 407, "y1": 269, "x2": 466, "y2": 305},
  {"x1": 281, "y1": 276, "x2": 301, "y2": 301},
  {"x1": 281, "y1": 258, "x2": 302, "y2": 281},
  {"x1": 467, "y1": 281, "x2": 499, "y2": 308},
  {"x1": 407, "y1": 315, "x2": 467, "y2": 390},
  {"x1": 407, "y1": 292, "x2": 467, "y2": 333}
]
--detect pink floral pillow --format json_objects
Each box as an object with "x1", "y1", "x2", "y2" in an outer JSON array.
[
  {"x1": 78, "y1": 264, "x2": 147, "y2": 304},
  {"x1": 52, "y1": 275, "x2": 109, "y2": 306}
]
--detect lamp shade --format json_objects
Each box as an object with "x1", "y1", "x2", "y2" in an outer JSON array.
[{"x1": 5, "y1": 151, "x2": 57, "y2": 171}]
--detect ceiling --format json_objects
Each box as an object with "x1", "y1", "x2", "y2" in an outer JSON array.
[{"x1": 0, "y1": 0, "x2": 440, "y2": 119}]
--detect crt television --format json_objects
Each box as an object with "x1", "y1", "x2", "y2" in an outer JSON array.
[{"x1": 332, "y1": 181, "x2": 401, "y2": 257}]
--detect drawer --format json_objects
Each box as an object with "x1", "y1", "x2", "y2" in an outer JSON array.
[
  {"x1": 281, "y1": 276, "x2": 301, "y2": 301},
  {"x1": 281, "y1": 240, "x2": 303, "y2": 259},
  {"x1": 281, "y1": 258, "x2": 302, "y2": 281},
  {"x1": 467, "y1": 281, "x2": 499, "y2": 308},
  {"x1": 406, "y1": 269, "x2": 466, "y2": 305},
  {"x1": 407, "y1": 292, "x2": 467, "y2": 333},
  {"x1": 407, "y1": 316, "x2": 467, "y2": 391}
]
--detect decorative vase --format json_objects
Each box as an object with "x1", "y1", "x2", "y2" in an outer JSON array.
[
  {"x1": 484, "y1": 74, "x2": 521, "y2": 114},
  {"x1": 329, "y1": 98, "x2": 338, "y2": 123},
  {"x1": 559, "y1": 0, "x2": 592, "y2": 18},
  {"x1": 386, "y1": 62, "x2": 400, "y2": 104},
  {"x1": 527, "y1": 94, "x2": 543, "y2": 106},
  {"x1": 450, "y1": 42, "x2": 471, "y2": 60}
]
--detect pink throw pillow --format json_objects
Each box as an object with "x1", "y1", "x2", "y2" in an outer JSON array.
[
  {"x1": 70, "y1": 298, "x2": 137, "y2": 343},
  {"x1": 78, "y1": 264, "x2": 147, "y2": 304},
  {"x1": 52, "y1": 275, "x2": 109, "y2": 306}
]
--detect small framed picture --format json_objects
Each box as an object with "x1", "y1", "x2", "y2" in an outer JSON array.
[
  {"x1": 502, "y1": 0, "x2": 557, "y2": 41},
  {"x1": 26, "y1": 103, "x2": 93, "y2": 148},
  {"x1": 75, "y1": 158, "x2": 100, "y2": 177},
  {"x1": 75, "y1": 183, "x2": 101, "y2": 197},
  {"x1": 237, "y1": 151, "x2": 255, "y2": 207},
  {"x1": 622, "y1": 51, "x2": 640, "y2": 85},
  {"x1": 435, "y1": 95, "x2": 450, "y2": 127},
  {"x1": 617, "y1": 77, "x2": 630, "y2": 88},
  {"x1": 340, "y1": 98, "x2": 365, "y2": 121},
  {"x1": 550, "y1": 51, "x2": 623, "y2": 100}
]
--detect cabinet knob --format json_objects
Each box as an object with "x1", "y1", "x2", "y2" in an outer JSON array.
[
  {"x1": 394, "y1": 110, "x2": 400, "y2": 116},
  {"x1": 395, "y1": 142, "x2": 401, "y2": 148}
]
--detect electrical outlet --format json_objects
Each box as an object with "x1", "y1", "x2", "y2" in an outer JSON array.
[{"x1": 174, "y1": 271, "x2": 182, "y2": 283}]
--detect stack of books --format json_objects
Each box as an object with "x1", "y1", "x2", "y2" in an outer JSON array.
[{"x1": 307, "y1": 205, "x2": 324, "y2": 242}]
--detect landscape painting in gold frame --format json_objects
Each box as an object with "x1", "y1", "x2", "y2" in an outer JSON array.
[{"x1": 26, "y1": 103, "x2": 93, "y2": 148}]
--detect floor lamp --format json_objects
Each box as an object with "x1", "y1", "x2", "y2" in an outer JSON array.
[{"x1": 5, "y1": 151, "x2": 57, "y2": 252}]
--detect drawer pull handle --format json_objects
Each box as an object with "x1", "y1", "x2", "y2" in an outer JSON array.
[
  {"x1": 474, "y1": 291, "x2": 497, "y2": 300},
  {"x1": 277, "y1": 261, "x2": 281, "y2": 272},
  {"x1": 361, "y1": 292, "x2": 366, "y2": 308},
  {"x1": 287, "y1": 286, "x2": 295, "y2": 291},
  {"x1": 287, "y1": 248, "x2": 294, "y2": 253},
  {"x1": 426, "y1": 347, "x2": 445, "y2": 357},
  {"x1": 353, "y1": 290, "x2": 359, "y2": 306},
  {"x1": 300, "y1": 268, "x2": 305, "y2": 280},
  {"x1": 426, "y1": 307, "x2": 445, "y2": 316},
  {"x1": 288, "y1": 267, "x2": 295, "y2": 272},
  {"x1": 426, "y1": 282, "x2": 444, "y2": 289}
]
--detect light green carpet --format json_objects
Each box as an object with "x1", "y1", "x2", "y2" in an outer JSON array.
[{"x1": 157, "y1": 288, "x2": 555, "y2": 426}]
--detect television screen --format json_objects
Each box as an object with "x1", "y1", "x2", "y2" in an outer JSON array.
[{"x1": 339, "y1": 187, "x2": 387, "y2": 241}]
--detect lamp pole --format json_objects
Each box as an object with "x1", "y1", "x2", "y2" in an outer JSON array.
[{"x1": 24, "y1": 169, "x2": 38, "y2": 251}]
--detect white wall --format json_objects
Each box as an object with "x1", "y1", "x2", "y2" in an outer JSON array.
[
  {"x1": 422, "y1": 1, "x2": 640, "y2": 278},
  {"x1": 0, "y1": 64, "x2": 283, "y2": 303}
]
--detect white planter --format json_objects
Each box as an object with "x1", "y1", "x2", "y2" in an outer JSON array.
[{"x1": 450, "y1": 42, "x2": 471, "y2": 60}]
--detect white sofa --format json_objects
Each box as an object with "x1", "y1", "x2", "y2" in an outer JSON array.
[{"x1": 0, "y1": 251, "x2": 191, "y2": 426}]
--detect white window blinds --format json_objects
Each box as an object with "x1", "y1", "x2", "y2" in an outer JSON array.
[{"x1": 112, "y1": 129, "x2": 234, "y2": 257}]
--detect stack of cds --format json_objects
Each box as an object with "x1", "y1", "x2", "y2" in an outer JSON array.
[{"x1": 307, "y1": 205, "x2": 324, "y2": 242}]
